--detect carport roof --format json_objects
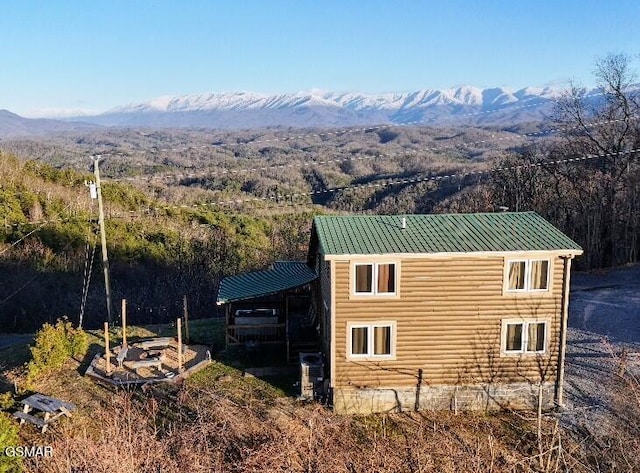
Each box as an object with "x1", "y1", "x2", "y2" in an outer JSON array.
[{"x1": 216, "y1": 261, "x2": 317, "y2": 305}]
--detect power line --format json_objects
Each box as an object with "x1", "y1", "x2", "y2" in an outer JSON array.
[
  {"x1": 0, "y1": 221, "x2": 50, "y2": 255},
  {"x1": 0, "y1": 238, "x2": 77, "y2": 307},
  {"x1": 0, "y1": 133, "x2": 639, "y2": 227},
  {"x1": 3, "y1": 146, "x2": 638, "y2": 228},
  {"x1": 1, "y1": 216, "x2": 91, "y2": 230},
  {"x1": 0, "y1": 144, "x2": 640, "y2": 229},
  {"x1": 79, "y1": 231, "x2": 97, "y2": 329},
  {"x1": 0, "y1": 273, "x2": 43, "y2": 306},
  {"x1": 115, "y1": 147, "x2": 640, "y2": 214}
]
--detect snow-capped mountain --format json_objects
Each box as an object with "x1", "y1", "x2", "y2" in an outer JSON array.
[
  {"x1": 109, "y1": 86, "x2": 561, "y2": 113},
  {"x1": 75, "y1": 86, "x2": 563, "y2": 129},
  {"x1": 6, "y1": 84, "x2": 605, "y2": 137}
]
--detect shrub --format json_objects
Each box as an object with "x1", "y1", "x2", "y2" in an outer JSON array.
[
  {"x1": 25, "y1": 318, "x2": 88, "y2": 384},
  {"x1": 0, "y1": 393, "x2": 14, "y2": 411},
  {"x1": 0, "y1": 412, "x2": 22, "y2": 473}
]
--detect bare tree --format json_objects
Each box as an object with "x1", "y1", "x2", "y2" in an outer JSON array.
[{"x1": 491, "y1": 53, "x2": 640, "y2": 268}]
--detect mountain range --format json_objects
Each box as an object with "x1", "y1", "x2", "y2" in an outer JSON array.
[
  {"x1": 0, "y1": 85, "x2": 604, "y2": 137},
  {"x1": 81, "y1": 86, "x2": 562, "y2": 129}
]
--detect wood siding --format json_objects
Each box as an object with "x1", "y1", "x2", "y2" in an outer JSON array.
[{"x1": 331, "y1": 255, "x2": 566, "y2": 390}]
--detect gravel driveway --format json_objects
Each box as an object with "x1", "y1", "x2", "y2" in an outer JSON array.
[{"x1": 564, "y1": 264, "x2": 640, "y2": 432}]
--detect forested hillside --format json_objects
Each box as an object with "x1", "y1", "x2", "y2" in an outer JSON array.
[{"x1": 0, "y1": 154, "x2": 314, "y2": 331}]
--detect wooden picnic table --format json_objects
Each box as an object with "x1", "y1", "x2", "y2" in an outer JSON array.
[{"x1": 14, "y1": 393, "x2": 76, "y2": 433}]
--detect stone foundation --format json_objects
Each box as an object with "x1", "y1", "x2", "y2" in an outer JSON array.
[{"x1": 333, "y1": 382, "x2": 556, "y2": 414}]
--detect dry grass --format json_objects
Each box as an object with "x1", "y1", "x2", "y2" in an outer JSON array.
[
  {"x1": 23, "y1": 386, "x2": 574, "y2": 473},
  {"x1": 3, "y1": 360, "x2": 592, "y2": 473},
  {"x1": 3, "y1": 338, "x2": 639, "y2": 472}
]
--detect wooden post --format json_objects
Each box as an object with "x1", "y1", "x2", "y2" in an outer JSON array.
[
  {"x1": 104, "y1": 322, "x2": 112, "y2": 376},
  {"x1": 121, "y1": 299, "x2": 127, "y2": 348},
  {"x1": 224, "y1": 304, "x2": 231, "y2": 348},
  {"x1": 285, "y1": 295, "x2": 290, "y2": 363},
  {"x1": 177, "y1": 318, "x2": 183, "y2": 372},
  {"x1": 183, "y1": 295, "x2": 189, "y2": 344}
]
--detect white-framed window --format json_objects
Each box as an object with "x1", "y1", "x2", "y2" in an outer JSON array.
[
  {"x1": 348, "y1": 322, "x2": 395, "y2": 359},
  {"x1": 505, "y1": 259, "x2": 550, "y2": 292},
  {"x1": 353, "y1": 262, "x2": 397, "y2": 296},
  {"x1": 501, "y1": 319, "x2": 548, "y2": 355}
]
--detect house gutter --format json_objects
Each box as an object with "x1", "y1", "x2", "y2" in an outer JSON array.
[{"x1": 555, "y1": 255, "x2": 573, "y2": 407}]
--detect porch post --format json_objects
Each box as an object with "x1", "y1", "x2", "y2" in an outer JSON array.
[
  {"x1": 225, "y1": 304, "x2": 230, "y2": 348},
  {"x1": 285, "y1": 294, "x2": 290, "y2": 362}
]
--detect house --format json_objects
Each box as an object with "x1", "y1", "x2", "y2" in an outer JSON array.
[{"x1": 308, "y1": 212, "x2": 583, "y2": 414}]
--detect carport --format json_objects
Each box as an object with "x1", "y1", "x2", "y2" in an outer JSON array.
[{"x1": 217, "y1": 261, "x2": 318, "y2": 361}]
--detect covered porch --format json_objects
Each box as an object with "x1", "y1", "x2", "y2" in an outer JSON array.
[{"x1": 216, "y1": 261, "x2": 319, "y2": 363}]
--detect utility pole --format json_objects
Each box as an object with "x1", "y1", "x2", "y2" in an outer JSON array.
[{"x1": 94, "y1": 156, "x2": 113, "y2": 326}]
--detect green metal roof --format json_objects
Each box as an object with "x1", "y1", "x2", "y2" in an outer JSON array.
[
  {"x1": 216, "y1": 261, "x2": 317, "y2": 305},
  {"x1": 313, "y1": 212, "x2": 583, "y2": 255}
]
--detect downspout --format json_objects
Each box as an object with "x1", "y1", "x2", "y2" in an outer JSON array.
[
  {"x1": 555, "y1": 256, "x2": 573, "y2": 407},
  {"x1": 330, "y1": 259, "x2": 336, "y2": 397}
]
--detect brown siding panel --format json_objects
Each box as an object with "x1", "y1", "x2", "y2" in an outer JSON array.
[{"x1": 333, "y1": 256, "x2": 564, "y2": 389}]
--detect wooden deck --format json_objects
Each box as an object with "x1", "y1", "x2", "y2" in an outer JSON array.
[{"x1": 86, "y1": 339, "x2": 211, "y2": 385}]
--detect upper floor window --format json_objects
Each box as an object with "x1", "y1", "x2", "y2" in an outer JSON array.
[
  {"x1": 354, "y1": 263, "x2": 396, "y2": 295},
  {"x1": 506, "y1": 259, "x2": 550, "y2": 292}
]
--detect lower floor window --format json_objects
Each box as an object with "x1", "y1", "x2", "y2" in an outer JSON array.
[
  {"x1": 503, "y1": 320, "x2": 547, "y2": 354},
  {"x1": 349, "y1": 322, "x2": 394, "y2": 358}
]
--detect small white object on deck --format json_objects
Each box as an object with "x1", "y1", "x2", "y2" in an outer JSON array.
[{"x1": 116, "y1": 346, "x2": 129, "y2": 368}]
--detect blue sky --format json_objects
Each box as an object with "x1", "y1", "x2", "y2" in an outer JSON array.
[{"x1": 2, "y1": 1, "x2": 638, "y2": 117}]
